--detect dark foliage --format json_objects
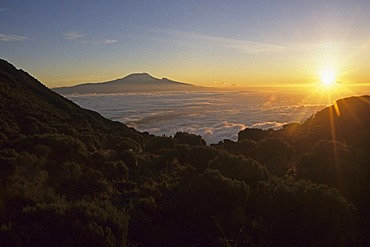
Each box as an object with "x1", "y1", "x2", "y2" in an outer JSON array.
[
  {"x1": 1, "y1": 200, "x2": 129, "y2": 247},
  {"x1": 238, "y1": 128, "x2": 272, "y2": 142},
  {"x1": 255, "y1": 179, "x2": 357, "y2": 246},
  {"x1": 174, "y1": 131, "x2": 206, "y2": 146},
  {"x1": 252, "y1": 137, "x2": 294, "y2": 176},
  {"x1": 209, "y1": 152, "x2": 269, "y2": 186}
]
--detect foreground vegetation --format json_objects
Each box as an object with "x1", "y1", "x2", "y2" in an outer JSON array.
[{"x1": 0, "y1": 59, "x2": 369, "y2": 246}]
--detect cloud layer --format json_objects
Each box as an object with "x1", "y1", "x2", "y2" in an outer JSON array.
[{"x1": 66, "y1": 90, "x2": 328, "y2": 144}]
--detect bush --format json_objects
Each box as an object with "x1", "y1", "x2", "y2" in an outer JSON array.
[
  {"x1": 129, "y1": 170, "x2": 250, "y2": 246},
  {"x1": 187, "y1": 145, "x2": 219, "y2": 171},
  {"x1": 255, "y1": 179, "x2": 357, "y2": 246},
  {"x1": 296, "y1": 140, "x2": 370, "y2": 212},
  {"x1": 209, "y1": 152, "x2": 269, "y2": 186},
  {"x1": 174, "y1": 132, "x2": 206, "y2": 146},
  {"x1": 252, "y1": 137, "x2": 294, "y2": 176},
  {"x1": 145, "y1": 136, "x2": 176, "y2": 152},
  {"x1": 238, "y1": 128, "x2": 271, "y2": 142},
  {"x1": 1, "y1": 200, "x2": 129, "y2": 247}
]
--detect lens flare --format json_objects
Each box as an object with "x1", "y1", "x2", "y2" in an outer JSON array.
[{"x1": 320, "y1": 69, "x2": 336, "y2": 87}]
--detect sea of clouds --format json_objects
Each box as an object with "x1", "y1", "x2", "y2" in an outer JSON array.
[{"x1": 65, "y1": 90, "x2": 333, "y2": 144}]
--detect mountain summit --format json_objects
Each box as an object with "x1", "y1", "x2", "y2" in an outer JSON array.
[{"x1": 53, "y1": 73, "x2": 197, "y2": 94}]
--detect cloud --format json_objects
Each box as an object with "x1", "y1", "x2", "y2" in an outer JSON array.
[
  {"x1": 153, "y1": 29, "x2": 289, "y2": 55},
  {"x1": 131, "y1": 120, "x2": 247, "y2": 144},
  {"x1": 0, "y1": 8, "x2": 8, "y2": 12},
  {"x1": 82, "y1": 39, "x2": 118, "y2": 45},
  {"x1": 251, "y1": 121, "x2": 286, "y2": 129},
  {"x1": 213, "y1": 81, "x2": 229, "y2": 87},
  {"x1": 0, "y1": 33, "x2": 27, "y2": 42},
  {"x1": 197, "y1": 33, "x2": 288, "y2": 55},
  {"x1": 102, "y1": 39, "x2": 118, "y2": 44},
  {"x1": 63, "y1": 31, "x2": 84, "y2": 40},
  {"x1": 200, "y1": 121, "x2": 247, "y2": 143},
  {"x1": 64, "y1": 91, "x2": 328, "y2": 144},
  {"x1": 63, "y1": 31, "x2": 118, "y2": 45}
]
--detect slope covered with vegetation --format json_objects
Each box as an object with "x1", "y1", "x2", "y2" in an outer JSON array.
[{"x1": 0, "y1": 59, "x2": 369, "y2": 246}]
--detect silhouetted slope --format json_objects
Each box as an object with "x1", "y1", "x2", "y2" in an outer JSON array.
[
  {"x1": 280, "y1": 95, "x2": 370, "y2": 151},
  {"x1": 0, "y1": 59, "x2": 134, "y2": 137},
  {"x1": 304, "y1": 96, "x2": 370, "y2": 145},
  {"x1": 53, "y1": 72, "x2": 197, "y2": 94}
]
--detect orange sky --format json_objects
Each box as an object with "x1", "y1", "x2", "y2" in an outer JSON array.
[{"x1": 1, "y1": 1, "x2": 370, "y2": 88}]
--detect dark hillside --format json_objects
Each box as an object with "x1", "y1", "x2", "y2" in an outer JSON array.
[
  {"x1": 281, "y1": 95, "x2": 370, "y2": 152},
  {"x1": 0, "y1": 59, "x2": 132, "y2": 127},
  {"x1": 0, "y1": 59, "x2": 138, "y2": 149}
]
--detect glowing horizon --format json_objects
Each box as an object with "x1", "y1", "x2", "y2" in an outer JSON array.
[{"x1": 1, "y1": 1, "x2": 370, "y2": 88}]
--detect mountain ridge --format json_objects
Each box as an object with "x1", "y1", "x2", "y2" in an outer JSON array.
[{"x1": 53, "y1": 72, "x2": 198, "y2": 94}]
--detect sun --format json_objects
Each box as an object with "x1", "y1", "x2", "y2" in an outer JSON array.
[{"x1": 320, "y1": 69, "x2": 336, "y2": 88}]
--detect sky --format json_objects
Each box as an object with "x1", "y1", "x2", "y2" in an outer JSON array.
[{"x1": 1, "y1": 0, "x2": 370, "y2": 88}]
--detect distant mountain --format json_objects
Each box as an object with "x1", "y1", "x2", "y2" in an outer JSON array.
[{"x1": 53, "y1": 73, "x2": 198, "y2": 94}]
